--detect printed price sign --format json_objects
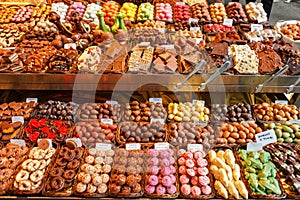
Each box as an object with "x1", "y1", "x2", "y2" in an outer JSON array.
[
  {"x1": 189, "y1": 18, "x2": 199, "y2": 24},
  {"x1": 37, "y1": 139, "x2": 52, "y2": 148},
  {"x1": 96, "y1": 143, "x2": 112, "y2": 150},
  {"x1": 251, "y1": 24, "x2": 263, "y2": 31},
  {"x1": 255, "y1": 130, "x2": 277, "y2": 146},
  {"x1": 10, "y1": 139, "x2": 26, "y2": 147},
  {"x1": 139, "y1": 42, "x2": 150, "y2": 48},
  {"x1": 106, "y1": 100, "x2": 118, "y2": 105},
  {"x1": 275, "y1": 100, "x2": 288, "y2": 105},
  {"x1": 156, "y1": 21, "x2": 165, "y2": 25},
  {"x1": 223, "y1": 18, "x2": 233, "y2": 26},
  {"x1": 192, "y1": 100, "x2": 205, "y2": 106},
  {"x1": 64, "y1": 43, "x2": 77, "y2": 50},
  {"x1": 157, "y1": 28, "x2": 166, "y2": 33},
  {"x1": 187, "y1": 144, "x2": 203, "y2": 151},
  {"x1": 161, "y1": 45, "x2": 175, "y2": 49},
  {"x1": 126, "y1": 143, "x2": 141, "y2": 150},
  {"x1": 154, "y1": 142, "x2": 170, "y2": 150},
  {"x1": 190, "y1": 27, "x2": 201, "y2": 31},
  {"x1": 26, "y1": 98, "x2": 38, "y2": 103},
  {"x1": 289, "y1": 120, "x2": 300, "y2": 123},
  {"x1": 12, "y1": 116, "x2": 24, "y2": 124},
  {"x1": 247, "y1": 142, "x2": 263, "y2": 152},
  {"x1": 149, "y1": 98, "x2": 162, "y2": 104},
  {"x1": 150, "y1": 118, "x2": 165, "y2": 124},
  {"x1": 176, "y1": 2, "x2": 185, "y2": 5},
  {"x1": 66, "y1": 138, "x2": 82, "y2": 147},
  {"x1": 101, "y1": 118, "x2": 113, "y2": 125}
]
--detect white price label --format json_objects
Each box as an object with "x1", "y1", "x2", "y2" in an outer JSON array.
[
  {"x1": 126, "y1": 143, "x2": 141, "y2": 150},
  {"x1": 255, "y1": 130, "x2": 277, "y2": 146},
  {"x1": 10, "y1": 139, "x2": 26, "y2": 147},
  {"x1": 26, "y1": 98, "x2": 38, "y2": 103},
  {"x1": 223, "y1": 18, "x2": 233, "y2": 26},
  {"x1": 247, "y1": 142, "x2": 263, "y2": 152},
  {"x1": 150, "y1": 118, "x2": 165, "y2": 124},
  {"x1": 187, "y1": 144, "x2": 203, "y2": 151},
  {"x1": 190, "y1": 27, "x2": 201, "y2": 31},
  {"x1": 154, "y1": 142, "x2": 170, "y2": 150},
  {"x1": 161, "y1": 45, "x2": 175, "y2": 49},
  {"x1": 189, "y1": 18, "x2": 199, "y2": 24},
  {"x1": 176, "y1": 2, "x2": 185, "y2": 5},
  {"x1": 192, "y1": 100, "x2": 205, "y2": 106},
  {"x1": 106, "y1": 100, "x2": 118, "y2": 105},
  {"x1": 156, "y1": 21, "x2": 165, "y2": 25},
  {"x1": 196, "y1": 38, "x2": 203, "y2": 44},
  {"x1": 149, "y1": 98, "x2": 162, "y2": 104},
  {"x1": 66, "y1": 138, "x2": 82, "y2": 147},
  {"x1": 139, "y1": 42, "x2": 151, "y2": 48},
  {"x1": 101, "y1": 118, "x2": 113, "y2": 125},
  {"x1": 251, "y1": 24, "x2": 263, "y2": 31},
  {"x1": 157, "y1": 28, "x2": 165, "y2": 33},
  {"x1": 96, "y1": 143, "x2": 112, "y2": 150},
  {"x1": 194, "y1": 121, "x2": 208, "y2": 127},
  {"x1": 214, "y1": 3, "x2": 222, "y2": 6},
  {"x1": 257, "y1": 18, "x2": 265, "y2": 23},
  {"x1": 37, "y1": 139, "x2": 52, "y2": 148},
  {"x1": 12, "y1": 116, "x2": 24, "y2": 124},
  {"x1": 275, "y1": 100, "x2": 288, "y2": 105},
  {"x1": 289, "y1": 120, "x2": 300, "y2": 123},
  {"x1": 64, "y1": 43, "x2": 77, "y2": 50}
]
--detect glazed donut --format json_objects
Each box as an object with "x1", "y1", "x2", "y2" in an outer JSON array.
[
  {"x1": 97, "y1": 183, "x2": 108, "y2": 194},
  {"x1": 63, "y1": 149, "x2": 75, "y2": 161},
  {"x1": 104, "y1": 157, "x2": 113, "y2": 165},
  {"x1": 92, "y1": 175, "x2": 102, "y2": 186},
  {"x1": 94, "y1": 164, "x2": 102, "y2": 174},
  {"x1": 19, "y1": 180, "x2": 32, "y2": 191},
  {"x1": 49, "y1": 167, "x2": 63, "y2": 177},
  {"x1": 87, "y1": 183, "x2": 97, "y2": 193},
  {"x1": 63, "y1": 169, "x2": 76, "y2": 180},
  {"x1": 30, "y1": 170, "x2": 43, "y2": 183},
  {"x1": 94, "y1": 157, "x2": 104, "y2": 165},
  {"x1": 38, "y1": 160, "x2": 47, "y2": 170},
  {"x1": 44, "y1": 148, "x2": 56, "y2": 160},
  {"x1": 16, "y1": 170, "x2": 29, "y2": 182},
  {"x1": 67, "y1": 159, "x2": 80, "y2": 169},
  {"x1": 38, "y1": 139, "x2": 50, "y2": 150},
  {"x1": 101, "y1": 174, "x2": 110, "y2": 184},
  {"x1": 56, "y1": 158, "x2": 67, "y2": 168},
  {"x1": 31, "y1": 181, "x2": 41, "y2": 190},
  {"x1": 77, "y1": 172, "x2": 86, "y2": 182},
  {"x1": 74, "y1": 148, "x2": 83, "y2": 159},
  {"x1": 82, "y1": 173, "x2": 92, "y2": 184},
  {"x1": 33, "y1": 149, "x2": 45, "y2": 160},
  {"x1": 76, "y1": 182, "x2": 87, "y2": 193},
  {"x1": 102, "y1": 165, "x2": 111, "y2": 173},
  {"x1": 88, "y1": 148, "x2": 97, "y2": 156},
  {"x1": 85, "y1": 155, "x2": 94, "y2": 164},
  {"x1": 80, "y1": 163, "x2": 90, "y2": 172},
  {"x1": 85, "y1": 165, "x2": 95, "y2": 175},
  {"x1": 95, "y1": 150, "x2": 105, "y2": 157},
  {"x1": 59, "y1": 147, "x2": 69, "y2": 157},
  {"x1": 0, "y1": 158, "x2": 8, "y2": 168},
  {"x1": 29, "y1": 147, "x2": 39, "y2": 158},
  {"x1": 50, "y1": 176, "x2": 65, "y2": 191},
  {"x1": 105, "y1": 149, "x2": 114, "y2": 157}
]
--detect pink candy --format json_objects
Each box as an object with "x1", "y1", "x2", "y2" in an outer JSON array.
[
  {"x1": 201, "y1": 185, "x2": 212, "y2": 195},
  {"x1": 147, "y1": 165, "x2": 159, "y2": 175},
  {"x1": 155, "y1": 3, "x2": 173, "y2": 22},
  {"x1": 185, "y1": 159, "x2": 195, "y2": 168},
  {"x1": 148, "y1": 175, "x2": 159, "y2": 186},
  {"x1": 145, "y1": 185, "x2": 155, "y2": 194},
  {"x1": 180, "y1": 175, "x2": 189, "y2": 184},
  {"x1": 161, "y1": 167, "x2": 171, "y2": 176},
  {"x1": 179, "y1": 165, "x2": 187, "y2": 175},
  {"x1": 180, "y1": 184, "x2": 191, "y2": 195},
  {"x1": 167, "y1": 185, "x2": 177, "y2": 194},
  {"x1": 162, "y1": 176, "x2": 172, "y2": 187},
  {"x1": 191, "y1": 186, "x2": 201, "y2": 196},
  {"x1": 156, "y1": 184, "x2": 166, "y2": 195}
]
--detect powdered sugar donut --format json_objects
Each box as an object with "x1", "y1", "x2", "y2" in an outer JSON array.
[
  {"x1": 191, "y1": 186, "x2": 201, "y2": 196},
  {"x1": 201, "y1": 185, "x2": 212, "y2": 195},
  {"x1": 179, "y1": 166, "x2": 187, "y2": 175},
  {"x1": 180, "y1": 184, "x2": 191, "y2": 195},
  {"x1": 198, "y1": 176, "x2": 210, "y2": 186},
  {"x1": 197, "y1": 167, "x2": 209, "y2": 176},
  {"x1": 196, "y1": 158, "x2": 208, "y2": 168},
  {"x1": 178, "y1": 157, "x2": 186, "y2": 166},
  {"x1": 185, "y1": 159, "x2": 194, "y2": 168},
  {"x1": 179, "y1": 175, "x2": 189, "y2": 184},
  {"x1": 187, "y1": 168, "x2": 196, "y2": 177}
]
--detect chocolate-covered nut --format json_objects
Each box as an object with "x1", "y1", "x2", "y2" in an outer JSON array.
[{"x1": 225, "y1": 103, "x2": 253, "y2": 122}]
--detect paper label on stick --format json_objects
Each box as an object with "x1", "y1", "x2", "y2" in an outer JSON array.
[
  {"x1": 12, "y1": 116, "x2": 24, "y2": 124},
  {"x1": 26, "y1": 98, "x2": 38, "y2": 103},
  {"x1": 247, "y1": 142, "x2": 263, "y2": 152},
  {"x1": 101, "y1": 118, "x2": 113, "y2": 125},
  {"x1": 190, "y1": 27, "x2": 201, "y2": 31},
  {"x1": 66, "y1": 138, "x2": 82, "y2": 147},
  {"x1": 126, "y1": 143, "x2": 141, "y2": 150},
  {"x1": 150, "y1": 118, "x2": 165, "y2": 124},
  {"x1": 275, "y1": 100, "x2": 288, "y2": 105},
  {"x1": 176, "y1": 2, "x2": 185, "y2": 5},
  {"x1": 255, "y1": 130, "x2": 277, "y2": 146},
  {"x1": 289, "y1": 120, "x2": 300, "y2": 123},
  {"x1": 10, "y1": 139, "x2": 26, "y2": 147},
  {"x1": 156, "y1": 21, "x2": 165, "y2": 25},
  {"x1": 154, "y1": 142, "x2": 169, "y2": 150},
  {"x1": 96, "y1": 143, "x2": 112, "y2": 150},
  {"x1": 64, "y1": 43, "x2": 76, "y2": 50},
  {"x1": 223, "y1": 18, "x2": 233, "y2": 26},
  {"x1": 187, "y1": 144, "x2": 203, "y2": 151},
  {"x1": 37, "y1": 139, "x2": 52, "y2": 148},
  {"x1": 106, "y1": 100, "x2": 118, "y2": 105},
  {"x1": 251, "y1": 24, "x2": 263, "y2": 31},
  {"x1": 161, "y1": 45, "x2": 174, "y2": 49},
  {"x1": 149, "y1": 98, "x2": 162, "y2": 104},
  {"x1": 189, "y1": 18, "x2": 199, "y2": 24},
  {"x1": 157, "y1": 28, "x2": 165, "y2": 33},
  {"x1": 192, "y1": 100, "x2": 205, "y2": 106}
]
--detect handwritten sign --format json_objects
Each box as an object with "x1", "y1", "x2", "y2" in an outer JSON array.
[
  {"x1": 155, "y1": 142, "x2": 170, "y2": 150},
  {"x1": 149, "y1": 98, "x2": 162, "y2": 104},
  {"x1": 12, "y1": 116, "x2": 24, "y2": 124},
  {"x1": 26, "y1": 98, "x2": 38, "y2": 103},
  {"x1": 247, "y1": 142, "x2": 263, "y2": 152},
  {"x1": 96, "y1": 143, "x2": 112, "y2": 150},
  {"x1": 223, "y1": 18, "x2": 233, "y2": 26},
  {"x1": 126, "y1": 143, "x2": 141, "y2": 150},
  {"x1": 187, "y1": 144, "x2": 203, "y2": 151},
  {"x1": 255, "y1": 130, "x2": 277, "y2": 146},
  {"x1": 101, "y1": 118, "x2": 113, "y2": 125}
]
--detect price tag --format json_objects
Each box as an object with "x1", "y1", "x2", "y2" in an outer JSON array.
[
  {"x1": 196, "y1": 38, "x2": 203, "y2": 44},
  {"x1": 275, "y1": 100, "x2": 288, "y2": 105},
  {"x1": 26, "y1": 98, "x2": 38, "y2": 103},
  {"x1": 154, "y1": 142, "x2": 170, "y2": 150},
  {"x1": 149, "y1": 98, "x2": 162, "y2": 104},
  {"x1": 156, "y1": 21, "x2": 165, "y2": 25},
  {"x1": 161, "y1": 45, "x2": 175, "y2": 49},
  {"x1": 251, "y1": 24, "x2": 263, "y2": 32},
  {"x1": 101, "y1": 118, "x2": 113, "y2": 125},
  {"x1": 150, "y1": 118, "x2": 165, "y2": 124},
  {"x1": 255, "y1": 130, "x2": 277, "y2": 146},
  {"x1": 223, "y1": 18, "x2": 233, "y2": 26},
  {"x1": 66, "y1": 138, "x2": 82, "y2": 147},
  {"x1": 126, "y1": 143, "x2": 141, "y2": 150},
  {"x1": 64, "y1": 43, "x2": 77, "y2": 50},
  {"x1": 157, "y1": 28, "x2": 165, "y2": 33},
  {"x1": 247, "y1": 142, "x2": 263, "y2": 152},
  {"x1": 187, "y1": 144, "x2": 203, "y2": 151},
  {"x1": 96, "y1": 143, "x2": 112, "y2": 150},
  {"x1": 192, "y1": 100, "x2": 205, "y2": 106},
  {"x1": 289, "y1": 120, "x2": 300, "y2": 123},
  {"x1": 189, "y1": 18, "x2": 199, "y2": 24},
  {"x1": 176, "y1": 2, "x2": 185, "y2": 5},
  {"x1": 37, "y1": 139, "x2": 52, "y2": 148},
  {"x1": 190, "y1": 27, "x2": 201, "y2": 31},
  {"x1": 106, "y1": 100, "x2": 118, "y2": 105},
  {"x1": 139, "y1": 42, "x2": 150, "y2": 48},
  {"x1": 214, "y1": 3, "x2": 222, "y2": 6},
  {"x1": 194, "y1": 121, "x2": 208, "y2": 127},
  {"x1": 10, "y1": 139, "x2": 26, "y2": 147},
  {"x1": 257, "y1": 18, "x2": 265, "y2": 23},
  {"x1": 12, "y1": 116, "x2": 24, "y2": 124}
]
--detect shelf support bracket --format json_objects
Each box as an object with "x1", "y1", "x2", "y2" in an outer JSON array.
[{"x1": 286, "y1": 76, "x2": 300, "y2": 94}]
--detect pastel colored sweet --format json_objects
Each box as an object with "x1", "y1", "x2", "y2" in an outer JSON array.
[
  {"x1": 147, "y1": 165, "x2": 159, "y2": 175},
  {"x1": 169, "y1": 157, "x2": 175, "y2": 165},
  {"x1": 198, "y1": 176, "x2": 210, "y2": 186},
  {"x1": 178, "y1": 157, "x2": 186, "y2": 166},
  {"x1": 160, "y1": 158, "x2": 170, "y2": 167},
  {"x1": 180, "y1": 184, "x2": 191, "y2": 195},
  {"x1": 161, "y1": 167, "x2": 171, "y2": 176},
  {"x1": 148, "y1": 149, "x2": 159, "y2": 157},
  {"x1": 148, "y1": 157, "x2": 159, "y2": 166},
  {"x1": 156, "y1": 184, "x2": 166, "y2": 195},
  {"x1": 159, "y1": 150, "x2": 169, "y2": 158},
  {"x1": 179, "y1": 165, "x2": 187, "y2": 175},
  {"x1": 187, "y1": 168, "x2": 196, "y2": 177},
  {"x1": 201, "y1": 185, "x2": 212, "y2": 195},
  {"x1": 191, "y1": 176, "x2": 199, "y2": 186},
  {"x1": 185, "y1": 159, "x2": 195, "y2": 168},
  {"x1": 169, "y1": 165, "x2": 176, "y2": 174},
  {"x1": 197, "y1": 167, "x2": 209, "y2": 176},
  {"x1": 167, "y1": 184, "x2": 177, "y2": 194},
  {"x1": 184, "y1": 152, "x2": 193, "y2": 159},
  {"x1": 162, "y1": 176, "x2": 172, "y2": 187},
  {"x1": 169, "y1": 174, "x2": 176, "y2": 184},
  {"x1": 167, "y1": 149, "x2": 174, "y2": 157},
  {"x1": 178, "y1": 149, "x2": 186, "y2": 157},
  {"x1": 196, "y1": 158, "x2": 208, "y2": 167},
  {"x1": 194, "y1": 151, "x2": 205, "y2": 159},
  {"x1": 145, "y1": 185, "x2": 155, "y2": 194},
  {"x1": 148, "y1": 175, "x2": 159, "y2": 186},
  {"x1": 191, "y1": 186, "x2": 201, "y2": 196},
  {"x1": 179, "y1": 175, "x2": 189, "y2": 184}
]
